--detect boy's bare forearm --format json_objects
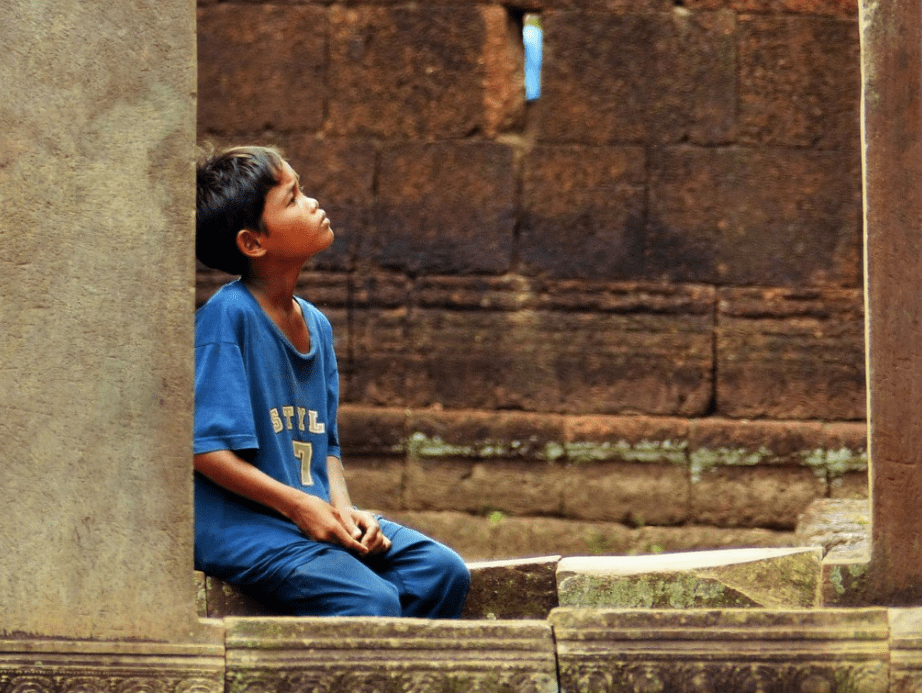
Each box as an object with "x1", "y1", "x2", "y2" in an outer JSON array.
[
  {"x1": 194, "y1": 450, "x2": 367, "y2": 553},
  {"x1": 194, "y1": 449, "x2": 304, "y2": 519},
  {"x1": 326, "y1": 455, "x2": 352, "y2": 511}
]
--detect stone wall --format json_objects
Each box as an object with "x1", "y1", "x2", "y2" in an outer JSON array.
[{"x1": 196, "y1": 0, "x2": 866, "y2": 559}]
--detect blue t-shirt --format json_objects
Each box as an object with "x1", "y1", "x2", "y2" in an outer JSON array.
[{"x1": 193, "y1": 280, "x2": 342, "y2": 588}]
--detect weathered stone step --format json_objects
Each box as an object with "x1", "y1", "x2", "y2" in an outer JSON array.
[
  {"x1": 224, "y1": 617, "x2": 559, "y2": 693},
  {"x1": 556, "y1": 547, "x2": 823, "y2": 609},
  {"x1": 551, "y1": 607, "x2": 893, "y2": 693}
]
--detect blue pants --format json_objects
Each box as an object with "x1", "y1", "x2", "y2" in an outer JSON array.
[{"x1": 255, "y1": 519, "x2": 470, "y2": 618}]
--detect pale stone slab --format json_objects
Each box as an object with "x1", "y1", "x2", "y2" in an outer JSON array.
[
  {"x1": 557, "y1": 547, "x2": 822, "y2": 608},
  {"x1": 225, "y1": 617, "x2": 559, "y2": 693},
  {"x1": 462, "y1": 555, "x2": 560, "y2": 620},
  {"x1": 550, "y1": 607, "x2": 890, "y2": 693}
]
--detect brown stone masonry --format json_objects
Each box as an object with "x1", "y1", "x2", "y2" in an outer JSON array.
[{"x1": 197, "y1": 0, "x2": 867, "y2": 551}]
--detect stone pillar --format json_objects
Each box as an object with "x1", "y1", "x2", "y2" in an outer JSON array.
[
  {"x1": 0, "y1": 0, "x2": 222, "y2": 685},
  {"x1": 860, "y1": 0, "x2": 922, "y2": 603}
]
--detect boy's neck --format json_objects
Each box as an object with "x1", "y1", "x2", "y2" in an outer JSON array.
[{"x1": 243, "y1": 264, "x2": 302, "y2": 313}]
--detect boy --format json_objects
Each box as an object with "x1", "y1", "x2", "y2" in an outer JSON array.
[{"x1": 193, "y1": 145, "x2": 469, "y2": 617}]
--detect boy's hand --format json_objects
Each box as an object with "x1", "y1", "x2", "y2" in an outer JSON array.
[
  {"x1": 288, "y1": 494, "x2": 368, "y2": 554},
  {"x1": 344, "y1": 509, "x2": 392, "y2": 555}
]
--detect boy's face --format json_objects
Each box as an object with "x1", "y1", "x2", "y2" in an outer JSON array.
[{"x1": 257, "y1": 161, "x2": 333, "y2": 262}]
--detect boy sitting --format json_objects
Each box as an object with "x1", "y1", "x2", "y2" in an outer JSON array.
[{"x1": 193, "y1": 145, "x2": 469, "y2": 617}]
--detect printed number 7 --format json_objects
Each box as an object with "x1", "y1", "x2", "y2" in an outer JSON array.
[{"x1": 292, "y1": 441, "x2": 314, "y2": 486}]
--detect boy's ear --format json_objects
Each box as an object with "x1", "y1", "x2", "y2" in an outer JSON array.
[{"x1": 236, "y1": 229, "x2": 266, "y2": 259}]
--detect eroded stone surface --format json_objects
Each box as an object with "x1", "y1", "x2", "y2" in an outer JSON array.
[
  {"x1": 551, "y1": 607, "x2": 889, "y2": 693},
  {"x1": 557, "y1": 547, "x2": 822, "y2": 608},
  {"x1": 797, "y1": 498, "x2": 870, "y2": 556},
  {"x1": 890, "y1": 608, "x2": 922, "y2": 693},
  {"x1": 0, "y1": 639, "x2": 225, "y2": 693},
  {"x1": 462, "y1": 556, "x2": 560, "y2": 620},
  {"x1": 225, "y1": 617, "x2": 558, "y2": 693}
]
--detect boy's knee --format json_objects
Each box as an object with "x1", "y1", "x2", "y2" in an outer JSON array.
[
  {"x1": 359, "y1": 580, "x2": 402, "y2": 617},
  {"x1": 442, "y1": 551, "x2": 471, "y2": 594}
]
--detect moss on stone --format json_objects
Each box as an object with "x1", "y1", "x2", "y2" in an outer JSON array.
[{"x1": 558, "y1": 573, "x2": 759, "y2": 609}]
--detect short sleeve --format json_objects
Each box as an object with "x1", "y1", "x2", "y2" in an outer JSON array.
[{"x1": 194, "y1": 341, "x2": 260, "y2": 454}]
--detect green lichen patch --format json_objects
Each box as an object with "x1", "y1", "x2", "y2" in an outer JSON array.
[{"x1": 565, "y1": 438, "x2": 687, "y2": 465}]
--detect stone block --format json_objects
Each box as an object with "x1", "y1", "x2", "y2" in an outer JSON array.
[
  {"x1": 405, "y1": 303, "x2": 713, "y2": 416},
  {"x1": 689, "y1": 463, "x2": 825, "y2": 529},
  {"x1": 0, "y1": 640, "x2": 225, "y2": 693},
  {"x1": 687, "y1": 423, "x2": 826, "y2": 528},
  {"x1": 367, "y1": 142, "x2": 516, "y2": 275},
  {"x1": 404, "y1": 457, "x2": 567, "y2": 517},
  {"x1": 649, "y1": 147, "x2": 863, "y2": 286},
  {"x1": 796, "y1": 498, "x2": 870, "y2": 555},
  {"x1": 328, "y1": 5, "x2": 524, "y2": 139},
  {"x1": 404, "y1": 308, "x2": 551, "y2": 411},
  {"x1": 384, "y1": 510, "x2": 499, "y2": 561},
  {"x1": 205, "y1": 576, "x2": 274, "y2": 618},
  {"x1": 831, "y1": 470, "x2": 871, "y2": 498},
  {"x1": 890, "y1": 608, "x2": 922, "y2": 693},
  {"x1": 561, "y1": 461, "x2": 689, "y2": 526},
  {"x1": 557, "y1": 547, "x2": 822, "y2": 608},
  {"x1": 197, "y1": 4, "x2": 326, "y2": 134},
  {"x1": 738, "y1": 15, "x2": 861, "y2": 149},
  {"x1": 539, "y1": 10, "x2": 736, "y2": 145},
  {"x1": 408, "y1": 408, "x2": 568, "y2": 462},
  {"x1": 225, "y1": 617, "x2": 559, "y2": 693},
  {"x1": 730, "y1": 0, "x2": 858, "y2": 17},
  {"x1": 339, "y1": 405, "x2": 408, "y2": 457},
  {"x1": 716, "y1": 288, "x2": 866, "y2": 419},
  {"x1": 284, "y1": 136, "x2": 377, "y2": 273},
  {"x1": 822, "y1": 550, "x2": 872, "y2": 607},
  {"x1": 551, "y1": 607, "x2": 889, "y2": 693},
  {"x1": 490, "y1": 515, "x2": 637, "y2": 560},
  {"x1": 634, "y1": 524, "x2": 798, "y2": 555},
  {"x1": 347, "y1": 304, "x2": 411, "y2": 406},
  {"x1": 562, "y1": 415, "x2": 690, "y2": 525},
  {"x1": 462, "y1": 556, "x2": 561, "y2": 620},
  {"x1": 521, "y1": 145, "x2": 646, "y2": 280},
  {"x1": 342, "y1": 458, "x2": 407, "y2": 512}
]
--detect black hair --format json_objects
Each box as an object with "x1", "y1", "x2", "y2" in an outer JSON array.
[{"x1": 195, "y1": 145, "x2": 286, "y2": 276}]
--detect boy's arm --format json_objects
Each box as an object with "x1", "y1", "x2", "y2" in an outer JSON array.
[
  {"x1": 326, "y1": 455, "x2": 391, "y2": 555},
  {"x1": 194, "y1": 450, "x2": 368, "y2": 554}
]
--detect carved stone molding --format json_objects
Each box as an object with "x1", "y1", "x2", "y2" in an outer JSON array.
[
  {"x1": 0, "y1": 640, "x2": 224, "y2": 693},
  {"x1": 550, "y1": 607, "x2": 890, "y2": 693},
  {"x1": 891, "y1": 609, "x2": 922, "y2": 693},
  {"x1": 225, "y1": 617, "x2": 558, "y2": 693}
]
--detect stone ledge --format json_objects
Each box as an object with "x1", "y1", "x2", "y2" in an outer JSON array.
[
  {"x1": 890, "y1": 608, "x2": 922, "y2": 693},
  {"x1": 0, "y1": 638, "x2": 225, "y2": 693},
  {"x1": 550, "y1": 607, "x2": 890, "y2": 693},
  {"x1": 224, "y1": 617, "x2": 559, "y2": 693},
  {"x1": 556, "y1": 547, "x2": 823, "y2": 609}
]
